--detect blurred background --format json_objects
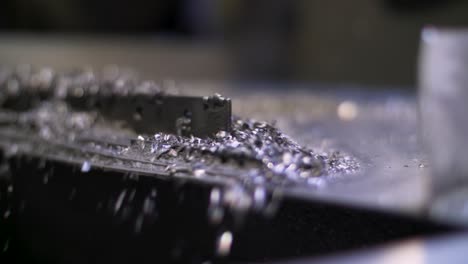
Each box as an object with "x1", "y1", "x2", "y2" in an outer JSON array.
[{"x1": 1, "y1": 0, "x2": 468, "y2": 86}]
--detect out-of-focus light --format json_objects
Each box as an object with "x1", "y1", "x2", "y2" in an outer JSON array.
[
  {"x1": 216, "y1": 231, "x2": 233, "y2": 257},
  {"x1": 337, "y1": 101, "x2": 359, "y2": 121}
]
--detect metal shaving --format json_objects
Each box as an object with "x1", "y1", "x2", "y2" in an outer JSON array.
[
  {"x1": 129, "y1": 117, "x2": 359, "y2": 187},
  {"x1": 2, "y1": 100, "x2": 359, "y2": 192},
  {"x1": 0, "y1": 66, "x2": 361, "y2": 258},
  {"x1": 0, "y1": 65, "x2": 359, "y2": 208}
]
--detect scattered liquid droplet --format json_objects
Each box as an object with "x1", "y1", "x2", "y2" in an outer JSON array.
[
  {"x1": 69, "y1": 188, "x2": 76, "y2": 200},
  {"x1": 114, "y1": 189, "x2": 127, "y2": 213},
  {"x1": 3, "y1": 210, "x2": 10, "y2": 219},
  {"x1": 216, "y1": 231, "x2": 233, "y2": 257},
  {"x1": 81, "y1": 161, "x2": 91, "y2": 172},
  {"x1": 210, "y1": 188, "x2": 221, "y2": 206},
  {"x1": 208, "y1": 207, "x2": 224, "y2": 225},
  {"x1": 134, "y1": 214, "x2": 144, "y2": 233},
  {"x1": 253, "y1": 187, "x2": 266, "y2": 208},
  {"x1": 3, "y1": 239, "x2": 9, "y2": 252}
]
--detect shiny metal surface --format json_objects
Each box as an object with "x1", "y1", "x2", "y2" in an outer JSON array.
[{"x1": 419, "y1": 28, "x2": 468, "y2": 224}]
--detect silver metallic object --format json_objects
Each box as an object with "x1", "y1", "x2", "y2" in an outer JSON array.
[{"x1": 419, "y1": 28, "x2": 468, "y2": 197}]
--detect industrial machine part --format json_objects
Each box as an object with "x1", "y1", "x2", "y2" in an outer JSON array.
[
  {"x1": 419, "y1": 28, "x2": 468, "y2": 195},
  {"x1": 418, "y1": 28, "x2": 468, "y2": 226},
  {"x1": 0, "y1": 64, "x2": 463, "y2": 263},
  {"x1": 0, "y1": 67, "x2": 232, "y2": 137}
]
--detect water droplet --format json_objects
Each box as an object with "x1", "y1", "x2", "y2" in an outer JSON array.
[
  {"x1": 3, "y1": 210, "x2": 10, "y2": 219},
  {"x1": 19, "y1": 200, "x2": 26, "y2": 212},
  {"x1": 210, "y1": 188, "x2": 221, "y2": 206},
  {"x1": 208, "y1": 206, "x2": 224, "y2": 225},
  {"x1": 81, "y1": 161, "x2": 91, "y2": 172},
  {"x1": 216, "y1": 231, "x2": 233, "y2": 257},
  {"x1": 143, "y1": 197, "x2": 155, "y2": 214},
  {"x1": 134, "y1": 214, "x2": 144, "y2": 233},
  {"x1": 3, "y1": 239, "x2": 9, "y2": 252},
  {"x1": 69, "y1": 188, "x2": 76, "y2": 200},
  {"x1": 114, "y1": 189, "x2": 127, "y2": 213},
  {"x1": 128, "y1": 189, "x2": 137, "y2": 202},
  {"x1": 43, "y1": 174, "x2": 49, "y2": 184},
  {"x1": 38, "y1": 159, "x2": 46, "y2": 169},
  {"x1": 223, "y1": 186, "x2": 252, "y2": 212},
  {"x1": 253, "y1": 187, "x2": 266, "y2": 208}
]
